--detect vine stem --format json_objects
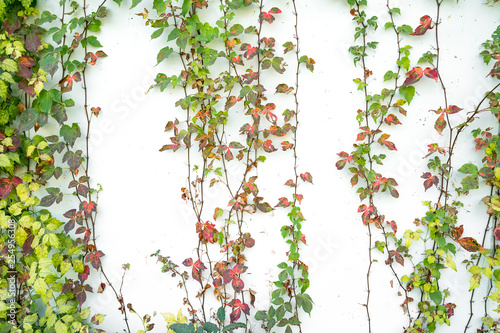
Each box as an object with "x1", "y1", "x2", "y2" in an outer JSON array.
[
  {"x1": 353, "y1": 1, "x2": 373, "y2": 331},
  {"x1": 291, "y1": 1, "x2": 303, "y2": 332}
]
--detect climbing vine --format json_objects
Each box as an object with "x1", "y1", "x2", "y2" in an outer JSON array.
[
  {"x1": 0, "y1": 0, "x2": 499, "y2": 332},
  {"x1": 339, "y1": 0, "x2": 500, "y2": 332}
]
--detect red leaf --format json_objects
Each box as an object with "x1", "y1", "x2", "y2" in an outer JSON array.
[
  {"x1": 232, "y1": 275, "x2": 244, "y2": 293},
  {"x1": 434, "y1": 113, "x2": 447, "y2": 134},
  {"x1": 284, "y1": 179, "x2": 295, "y2": 187},
  {"x1": 388, "y1": 220, "x2": 398, "y2": 234},
  {"x1": 411, "y1": 15, "x2": 433, "y2": 36},
  {"x1": 240, "y1": 43, "x2": 258, "y2": 60},
  {"x1": 0, "y1": 178, "x2": 13, "y2": 199},
  {"x1": 494, "y1": 226, "x2": 500, "y2": 241},
  {"x1": 192, "y1": 260, "x2": 206, "y2": 282},
  {"x1": 241, "y1": 68, "x2": 259, "y2": 84},
  {"x1": 294, "y1": 194, "x2": 303, "y2": 204},
  {"x1": 230, "y1": 307, "x2": 241, "y2": 323},
  {"x1": 260, "y1": 7, "x2": 281, "y2": 24},
  {"x1": 228, "y1": 298, "x2": 242, "y2": 308},
  {"x1": 336, "y1": 151, "x2": 352, "y2": 170},
  {"x1": 262, "y1": 139, "x2": 277, "y2": 153},
  {"x1": 378, "y1": 133, "x2": 397, "y2": 151},
  {"x1": 421, "y1": 172, "x2": 439, "y2": 191},
  {"x1": 261, "y1": 37, "x2": 275, "y2": 48},
  {"x1": 275, "y1": 83, "x2": 294, "y2": 94},
  {"x1": 232, "y1": 55, "x2": 244, "y2": 66},
  {"x1": 424, "y1": 67, "x2": 439, "y2": 82},
  {"x1": 82, "y1": 201, "x2": 96, "y2": 214},
  {"x1": 281, "y1": 141, "x2": 293, "y2": 151},
  {"x1": 240, "y1": 303, "x2": 250, "y2": 316},
  {"x1": 276, "y1": 197, "x2": 291, "y2": 208},
  {"x1": 458, "y1": 237, "x2": 485, "y2": 252},
  {"x1": 402, "y1": 67, "x2": 423, "y2": 86},
  {"x1": 384, "y1": 114, "x2": 402, "y2": 125},
  {"x1": 356, "y1": 131, "x2": 367, "y2": 141},
  {"x1": 451, "y1": 225, "x2": 464, "y2": 240},
  {"x1": 444, "y1": 105, "x2": 462, "y2": 114},
  {"x1": 300, "y1": 172, "x2": 313, "y2": 184},
  {"x1": 91, "y1": 107, "x2": 101, "y2": 118},
  {"x1": 182, "y1": 258, "x2": 193, "y2": 267},
  {"x1": 390, "y1": 250, "x2": 404, "y2": 266}
]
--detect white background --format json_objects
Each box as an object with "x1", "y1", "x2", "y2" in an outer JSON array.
[{"x1": 36, "y1": 0, "x2": 500, "y2": 332}]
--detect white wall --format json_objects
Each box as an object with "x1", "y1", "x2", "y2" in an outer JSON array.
[{"x1": 36, "y1": 0, "x2": 500, "y2": 332}]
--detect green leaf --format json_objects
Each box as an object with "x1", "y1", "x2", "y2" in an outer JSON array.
[
  {"x1": 429, "y1": 290, "x2": 442, "y2": 305},
  {"x1": 222, "y1": 323, "x2": 246, "y2": 332},
  {"x1": 157, "y1": 46, "x2": 174, "y2": 64},
  {"x1": 130, "y1": 0, "x2": 142, "y2": 9},
  {"x1": 399, "y1": 86, "x2": 415, "y2": 105},
  {"x1": 38, "y1": 90, "x2": 52, "y2": 114},
  {"x1": 0, "y1": 80, "x2": 7, "y2": 102},
  {"x1": 0, "y1": 154, "x2": 12, "y2": 169},
  {"x1": 113, "y1": 0, "x2": 123, "y2": 5},
  {"x1": 40, "y1": 54, "x2": 59, "y2": 77},
  {"x1": 202, "y1": 322, "x2": 218, "y2": 332},
  {"x1": 296, "y1": 294, "x2": 313, "y2": 315},
  {"x1": 85, "y1": 36, "x2": 102, "y2": 48},
  {"x1": 469, "y1": 273, "x2": 481, "y2": 291},
  {"x1": 482, "y1": 317, "x2": 495, "y2": 329},
  {"x1": 272, "y1": 57, "x2": 286, "y2": 74},
  {"x1": 1, "y1": 58, "x2": 17, "y2": 72},
  {"x1": 458, "y1": 163, "x2": 478, "y2": 174},
  {"x1": 55, "y1": 319, "x2": 68, "y2": 333},
  {"x1": 169, "y1": 323, "x2": 196, "y2": 333},
  {"x1": 151, "y1": 28, "x2": 164, "y2": 39},
  {"x1": 461, "y1": 174, "x2": 479, "y2": 192},
  {"x1": 18, "y1": 108, "x2": 39, "y2": 132},
  {"x1": 217, "y1": 306, "x2": 225, "y2": 322},
  {"x1": 60, "y1": 123, "x2": 81, "y2": 147},
  {"x1": 182, "y1": 0, "x2": 192, "y2": 16},
  {"x1": 254, "y1": 310, "x2": 268, "y2": 321}
]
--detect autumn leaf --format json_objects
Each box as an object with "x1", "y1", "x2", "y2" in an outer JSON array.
[
  {"x1": 424, "y1": 67, "x2": 438, "y2": 82},
  {"x1": 0, "y1": 178, "x2": 13, "y2": 199},
  {"x1": 336, "y1": 151, "x2": 352, "y2": 170},
  {"x1": 450, "y1": 225, "x2": 464, "y2": 241},
  {"x1": 377, "y1": 133, "x2": 397, "y2": 151},
  {"x1": 283, "y1": 41, "x2": 296, "y2": 53},
  {"x1": 387, "y1": 220, "x2": 398, "y2": 234},
  {"x1": 421, "y1": 172, "x2": 439, "y2": 191},
  {"x1": 458, "y1": 237, "x2": 485, "y2": 252},
  {"x1": 411, "y1": 15, "x2": 433, "y2": 36},
  {"x1": 91, "y1": 107, "x2": 101, "y2": 118},
  {"x1": 259, "y1": 7, "x2": 281, "y2": 24},
  {"x1": 402, "y1": 67, "x2": 423, "y2": 86},
  {"x1": 384, "y1": 114, "x2": 402, "y2": 125},
  {"x1": 82, "y1": 201, "x2": 96, "y2": 214},
  {"x1": 300, "y1": 172, "x2": 313, "y2": 184},
  {"x1": 275, "y1": 83, "x2": 294, "y2": 94},
  {"x1": 240, "y1": 43, "x2": 258, "y2": 60},
  {"x1": 494, "y1": 226, "x2": 500, "y2": 241},
  {"x1": 261, "y1": 37, "x2": 275, "y2": 48},
  {"x1": 390, "y1": 250, "x2": 404, "y2": 266},
  {"x1": 434, "y1": 113, "x2": 447, "y2": 134},
  {"x1": 232, "y1": 55, "x2": 244, "y2": 66},
  {"x1": 294, "y1": 194, "x2": 304, "y2": 204},
  {"x1": 192, "y1": 260, "x2": 207, "y2": 283},
  {"x1": 444, "y1": 105, "x2": 462, "y2": 114},
  {"x1": 86, "y1": 250, "x2": 105, "y2": 270}
]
